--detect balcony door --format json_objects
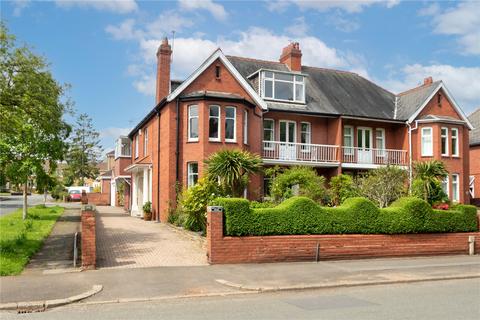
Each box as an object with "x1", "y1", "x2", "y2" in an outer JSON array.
[
  {"x1": 357, "y1": 127, "x2": 373, "y2": 164},
  {"x1": 279, "y1": 120, "x2": 296, "y2": 160}
]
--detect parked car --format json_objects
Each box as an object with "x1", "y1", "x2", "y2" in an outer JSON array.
[{"x1": 68, "y1": 190, "x2": 82, "y2": 202}]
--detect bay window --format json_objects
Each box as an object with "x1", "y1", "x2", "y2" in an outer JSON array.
[
  {"x1": 451, "y1": 128, "x2": 459, "y2": 156},
  {"x1": 441, "y1": 176, "x2": 449, "y2": 197},
  {"x1": 188, "y1": 105, "x2": 199, "y2": 141},
  {"x1": 134, "y1": 134, "x2": 139, "y2": 158},
  {"x1": 441, "y1": 127, "x2": 448, "y2": 156},
  {"x1": 451, "y1": 174, "x2": 459, "y2": 202},
  {"x1": 187, "y1": 162, "x2": 198, "y2": 188},
  {"x1": 243, "y1": 110, "x2": 248, "y2": 144},
  {"x1": 263, "y1": 71, "x2": 305, "y2": 103},
  {"x1": 225, "y1": 106, "x2": 236, "y2": 142},
  {"x1": 421, "y1": 127, "x2": 433, "y2": 156},
  {"x1": 209, "y1": 105, "x2": 220, "y2": 141}
]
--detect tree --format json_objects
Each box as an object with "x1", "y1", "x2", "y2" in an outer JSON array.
[
  {"x1": 413, "y1": 160, "x2": 449, "y2": 204},
  {"x1": 64, "y1": 113, "x2": 102, "y2": 186},
  {"x1": 0, "y1": 24, "x2": 70, "y2": 219},
  {"x1": 329, "y1": 174, "x2": 359, "y2": 206},
  {"x1": 204, "y1": 149, "x2": 262, "y2": 197},
  {"x1": 357, "y1": 166, "x2": 407, "y2": 208}
]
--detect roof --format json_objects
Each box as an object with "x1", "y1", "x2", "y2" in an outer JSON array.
[
  {"x1": 468, "y1": 108, "x2": 480, "y2": 146},
  {"x1": 100, "y1": 169, "x2": 112, "y2": 178},
  {"x1": 396, "y1": 81, "x2": 441, "y2": 120}
]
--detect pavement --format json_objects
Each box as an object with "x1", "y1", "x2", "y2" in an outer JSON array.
[{"x1": 1, "y1": 255, "x2": 479, "y2": 310}]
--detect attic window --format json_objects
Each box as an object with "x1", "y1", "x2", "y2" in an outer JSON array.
[
  {"x1": 262, "y1": 71, "x2": 305, "y2": 103},
  {"x1": 215, "y1": 65, "x2": 221, "y2": 79}
]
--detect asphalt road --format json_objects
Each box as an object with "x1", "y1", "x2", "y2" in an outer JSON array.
[
  {"x1": 0, "y1": 194, "x2": 46, "y2": 216},
  {"x1": 3, "y1": 279, "x2": 479, "y2": 319}
]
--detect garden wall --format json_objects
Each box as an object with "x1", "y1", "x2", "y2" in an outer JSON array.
[
  {"x1": 207, "y1": 207, "x2": 480, "y2": 264},
  {"x1": 86, "y1": 193, "x2": 110, "y2": 206}
]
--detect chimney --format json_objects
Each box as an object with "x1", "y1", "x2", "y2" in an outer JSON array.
[
  {"x1": 423, "y1": 76, "x2": 433, "y2": 85},
  {"x1": 156, "y1": 37, "x2": 172, "y2": 104},
  {"x1": 279, "y1": 42, "x2": 302, "y2": 72}
]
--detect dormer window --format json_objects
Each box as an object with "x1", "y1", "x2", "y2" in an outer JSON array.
[{"x1": 262, "y1": 71, "x2": 305, "y2": 103}]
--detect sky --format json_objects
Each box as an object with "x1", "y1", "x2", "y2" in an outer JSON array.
[{"x1": 3, "y1": 0, "x2": 480, "y2": 152}]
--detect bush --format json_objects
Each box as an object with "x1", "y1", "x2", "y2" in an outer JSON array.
[
  {"x1": 329, "y1": 174, "x2": 359, "y2": 206},
  {"x1": 270, "y1": 166, "x2": 328, "y2": 204},
  {"x1": 250, "y1": 201, "x2": 276, "y2": 209},
  {"x1": 357, "y1": 166, "x2": 407, "y2": 208},
  {"x1": 214, "y1": 196, "x2": 478, "y2": 236},
  {"x1": 412, "y1": 178, "x2": 448, "y2": 205}
]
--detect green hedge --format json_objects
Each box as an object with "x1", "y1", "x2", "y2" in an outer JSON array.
[{"x1": 213, "y1": 196, "x2": 478, "y2": 236}]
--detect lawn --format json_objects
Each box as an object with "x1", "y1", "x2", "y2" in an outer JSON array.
[{"x1": 0, "y1": 205, "x2": 64, "y2": 276}]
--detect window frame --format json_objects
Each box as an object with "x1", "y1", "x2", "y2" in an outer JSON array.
[
  {"x1": 187, "y1": 162, "x2": 199, "y2": 188},
  {"x1": 300, "y1": 121, "x2": 311, "y2": 153},
  {"x1": 343, "y1": 125, "x2": 354, "y2": 155},
  {"x1": 208, "y1": 105, "x2": 221, "y2": 142},
  {"x1": 451, "y1": 128, "x2": 459, "y2": 157},
  {"x1": 243, "y1": 109, "x2": 248, "y2": 145},
  {"x1": 134, "y1": 134, "x2": 139, "y2": 158},
  {"x1": 262, "y1": 71, "x2": 305, "y2": 103},
  {"x1": 421, "y1": 127, "x2": 433, "y2": 157},
  {"x1": 263, "y1": 118, "x2": 275, "y2": 150},
  {"x1": 143, "y1": 127, "x2": 148, "y2": 156},
  {"x1": 279, "y1": 120, "x2": 297, "y2": 143},
  {"x1": 441, "y1": 127, "x2": 449, "y2": 156},
  {"x1": 441, "y1": 175, "x2": 449, "y2": 198},
  {"x1": 188, "y1": 105, "x2": 199, "y2": 142},
  {"x1": 451, "y1": 173, "x2": 459, "y2": 202},
  {"x1": 375, "y1": 128, "x2": 386, "y2": 154},
  {"x1": 225, "y1": 106, "x2": 237, "y2": 143}
]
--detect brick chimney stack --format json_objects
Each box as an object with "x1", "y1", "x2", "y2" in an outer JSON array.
[
  {"x1": 424, "y1": 76, "x2": 433, "y2": 85},
  {"x1": 280, "y1": 42, "x2": 302, "y2": 72},
  {"x1": 156, "y1": 37, "x2": 172, "y2": 104}
]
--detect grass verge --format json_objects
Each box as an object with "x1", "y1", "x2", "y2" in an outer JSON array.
[{"x1": 0, "y1": 205, "x2": 64, "y2": 276}]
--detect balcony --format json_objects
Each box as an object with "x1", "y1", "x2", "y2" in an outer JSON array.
[
  {"x1": 341, "y1": 147, "x2": 408, "y2": 168},
  {"x1": 262, "y1": 141, "x2": 339, "y2": 167}
]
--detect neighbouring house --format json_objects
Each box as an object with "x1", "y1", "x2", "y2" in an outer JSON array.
[
  {"x1": 468, "y1": 108, "x2": 480, "y2": 205},
  {"x1": 127, "y1": 39, "x2": 473, "y2": 221}
]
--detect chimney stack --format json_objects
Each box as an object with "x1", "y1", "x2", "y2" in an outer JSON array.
[
  {"x1": 279, "y1": 42, "x2": 302, "y2": 72},
  {"x1": 156, "y1": 37, "x2": 172, "y2": 104},
  {"x1": 423, "y1": 76, "x2": 433, "y2": 85}
]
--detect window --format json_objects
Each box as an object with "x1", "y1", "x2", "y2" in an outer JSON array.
[
  {"x1": 262, "y1": 71, "x2": 305, "y2": 103},
  {"x1": 188, "y1": 105, "x2": 199, "y2": 141},
  {"x1": 375, "y1": 128, "x2": 385, "y2": 156},
  {"x1": 441, "y1": 127, "x2": 448, "y2": 156},
  {"x1": 451, "y1": 128, "x2": 459, "y2": 156},
  {"x1": 134, "y1": 134, "x2": 139, "y2": 158},
  {"x1": 343, "y1": 126, "x2": 354, "y2": 155},
  {"x1": 143, "y1": 127, "x2": 148, "y2": 155},
  {"x1": 187, "y1": 162, "x2": 198, "y2": 188},
  {"x1": 421, "y1": 127, "x2": 433, "y2": 156},
  {"x1": 243, "y1": 110, "x2": 248, "y2": 144},
  {"x1": 263, "y1": 119, "x2": 274, "y2": 150},
  {"x1": 300, "y1": 122, "x2": 311, "y2": 152},
  {"x1": 441, "y1": 175, "x2": 449, "y2": 197},
  {"x1": 225, "y1": 106, "x2": 236, "y2": 142},
  {"x1": 452, "y1": 174, "x2": 459, "y2": 202},
  {"x1": 437, "y1": 94, "x2": 442, "y2": 106},
  {"x1": 208, "y1": 105, "x2": 220, "y2": 141},
  {"x1": 215, "y1": 65, "x2": 221, "y2": 79}
]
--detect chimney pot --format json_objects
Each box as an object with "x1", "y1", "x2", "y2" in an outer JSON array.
[
  {"x1": 424, "y1": 76, "x2": 433, "y2": 85},
  {"x1": 279, "y1": 42, "x2": 302, "y2": 72},
  {"x1": 156, "y1": 37, "x2": 172, "y2": 104}
]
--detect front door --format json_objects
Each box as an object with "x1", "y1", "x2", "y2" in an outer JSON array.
[
  {"x1": 279, "y1": 121, "x2": 296, "y2": 160},
  {"x1": 357, "y1": 127, "x2": 372, "y2": 164}
]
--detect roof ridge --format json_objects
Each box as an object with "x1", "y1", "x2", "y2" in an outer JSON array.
[
  {"x1": 468, "y1": 107, "x2": 480, "y2": 118},
  {"x1": 302, "y1": 65, "x2": 357, "y2": 75},
  {"x1": 397, "y1": 81, "x2": 441, "y2": 96}
]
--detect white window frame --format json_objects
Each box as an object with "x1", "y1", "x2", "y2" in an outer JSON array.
[
  {"x1": 451, "y1": 128, "x2": 459, "y2": 157},
  {"x1": 225, "y1": 106, "x2": 236, "y2": 143},
  {"x1": 262, "y1": 71, "x2": 305, "y2": 103},
  {"x1": 343, "y1": 125, "x2": 354, "y2": 155},
  {"x1": 441, "y1": 175, "x2": 449, "y2": 198},
  {"x1": 451, "y1": 173, "x2": 460, "y2": 202},
  {"x1": 188, "y1": 105, "x2": 199, "y2": 142},
  {"x1": 441, "y1": 127, "x2": 449, "y2": 156},
  {"x1": 279, "y1": 120, "x2": 297, "y2": 143},
  {"x1": 375, "y1": 128, "x2": 386, "y2": 157},
  {"x1": 143, "y1": 127, "x2": 148, "y2": 156},
  {"x1": 263, "y1": 118, "x2": 275, "y2": 150},
  {"x1": 421, "y1": 127, "x2": 433, "y2": 157},
  {"x1": 243, "y1": 110, "x2": 248, "y2": 144},
  {"x1": 134, "y1": 134, "x2": 139, "y2": 158},
  {"x1": 208, "y1": 105, "x2": 221, "y2": 142},
  {"x1": 187, "y1": 162, "x2": 199, "y2": 188},
  {"x1": 300, "y1": 122, "x2": 311, "y2": 153}
]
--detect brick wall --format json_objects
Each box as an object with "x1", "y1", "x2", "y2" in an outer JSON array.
[
  {"x1": 207, "y1": 207, "x2": 480, "y2": 264},
  {"x1": 81, "y1": 207, "x2": 96, "y2": 269},
  {"x1": 87, "y1": 193, "x2": 110, "y2": 206}
]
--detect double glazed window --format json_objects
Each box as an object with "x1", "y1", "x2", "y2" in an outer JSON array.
[
  {"x1": 441, "y1": 127, "x2": 448, "y2": 156},
  {"x1": 343, "y1": 126, "x2": 354, "y2": 155},
  {"x1": 134, "y1": 134, "x2": 139, "y2": 158},
  {"x1": 225, "y1": 106, "x2": 236, "y2": 142},
  {"x1": 300, "y1": 122, "x2": 311, "y2": 152},
  {"x1": 263, "y1": 71, "x2": 305, "y2": 103},
  {"x1": 421, "y1": 127, "x2": 433, "y2": 156},
  {"x1": 452, "y1": 174, "x2": 459, "y2": 202},
  {"x1": 188, "y1": 105, "x2": 199, "y2": 141},
  {"x1": 263, "y1": 119, "x2": 275, "y2": 150},
  {"x1": 187, "y1": 162, "x2": 198, "y2": 188},
  {"x1": 451, "y1": 128, "x2": 459, "y2": 156},
  {"x1": 209, "y1": 105, "x2": 220, "y2": 141},
  {"x1": 243, "y1": 110, "x2": 248, "y2": 144}
]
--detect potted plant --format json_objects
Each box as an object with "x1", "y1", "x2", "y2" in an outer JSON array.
[{"x1": 143, "y1": 201, "x2": 152, "y2": 221}]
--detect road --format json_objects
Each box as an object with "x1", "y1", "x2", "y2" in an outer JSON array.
[
  {"x1": 0, "y1": 194, "x2": 46, "y2": 216},
  {"x1": 3, "y1": 279, "x2": 479, "y2": 319}
]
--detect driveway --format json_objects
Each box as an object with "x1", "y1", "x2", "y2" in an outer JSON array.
[{"x1": 96, "y1": 206, "x2": 207, "y2": 269}]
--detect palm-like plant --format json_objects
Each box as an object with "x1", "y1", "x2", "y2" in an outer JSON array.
[
  {"x1": 204, "y1": 149, "x2": 262, "y2": 197},
  {"x1": 413, "y1": 160, "x2": 448, "y2": 202}
]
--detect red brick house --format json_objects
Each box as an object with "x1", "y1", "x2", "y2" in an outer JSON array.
[
  {"x1": 468, "y1": 108, "x2": 480, "y2": 205},
  {"x1": 127, "y1": 39, "x2": 473, "y2": 220}
]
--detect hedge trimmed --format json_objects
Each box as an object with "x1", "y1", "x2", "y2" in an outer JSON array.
[{"x1": 212, "y1": 196, "x2": 478, "y2": 236}]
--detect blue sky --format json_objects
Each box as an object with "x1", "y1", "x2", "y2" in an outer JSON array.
[{"x1": 3, "y1": 0, "x2": 479, "y2": 151}]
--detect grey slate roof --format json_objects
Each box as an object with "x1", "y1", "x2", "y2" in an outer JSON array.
[
  {"x1": 468, "y1": 108, "x2": 480, "y2": 146},
  {"x1": 396, "y1": 81, "x2": 441, "y2": 121},
  {"x1": 227, "y1": 56, "x2": 397, "y2": 119}
]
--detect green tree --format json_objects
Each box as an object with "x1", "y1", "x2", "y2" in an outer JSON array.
[
  {"x1": 412, "y1": 160, "x2": 449, "y2": 204},
  {"x1": 0, "y1": 24, "x2": 70, "y2": 219},
  {"x1": 357, "y1": 166, "x2": 407, "y2": 208},
  {"x1": 329, "y1": 174, "x2": 359, "y2": 206},
  {"x1": 204, "y1": 149, "x2": 262, "y2": 197},
  {"x1": 64, "y1": 113, "x2": 102, "y2": 186}
]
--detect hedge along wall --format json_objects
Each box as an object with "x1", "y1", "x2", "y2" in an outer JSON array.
[
  {"x1": 207, "y1": 197, "x2": 480, "y2": 264},
  {"x1": 214, "y1": 197, "x2": 478, "y2": 236}
]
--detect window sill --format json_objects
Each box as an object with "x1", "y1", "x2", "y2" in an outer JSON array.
[
  {"x1": 187, "y1": 140, "x2": 199, "y2": 144},
  {"x1": 451, "y1": 155, "x2": 460, "y2": 158},
  {"x1": 209, "y1": 139, "x2": 221, "y2": 143},
  {"x1": 225, "y1": 140, "x2": 237, "y2": 144}
]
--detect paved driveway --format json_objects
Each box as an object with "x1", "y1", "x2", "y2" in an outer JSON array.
[{"x1": 96, "y1": 206, "x2": 207, "y2": 269}]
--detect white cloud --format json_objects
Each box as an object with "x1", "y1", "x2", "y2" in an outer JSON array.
[
  {"x1": 105, "y1": 19, "x2": 142, "y2": 40},
  {"x1": 55, "y1": 0, "x2": 138, "y2": 14},
  {"x1": 99, "y1": 126, "x2": 131, "y2": 139},
  {"x1": 420, "y1": 1, "x2": 480, "y2": 55},
  {"x1": 383, "y1": 63, "x2": 480, "y2": 113},
  {"x1": 284, "y1": 17, "x2": 309, "y2": 37},
  {"x1": 327, "y1": 12, "x2": 360, "y2": 32},
  {"x1": 418, "y1": 3, "x2": 440, "y2": 16},
  {"x1": 267, "y1": 0, "x2": 400, "y2": 13},
  {"x1": 178, "y1": 0, "x2": 228, "y2": 21},
  {"x1": 12, "y1": 0, "x2": 30, "y2": 16}
]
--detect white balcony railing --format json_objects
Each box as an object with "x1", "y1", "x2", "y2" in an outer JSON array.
[
  {"x1": 342, "y1": 147, "x2": 407, "y2": 166},
  {"x1": 262, "y1": 141, "x2": 339, "y2": 164}
]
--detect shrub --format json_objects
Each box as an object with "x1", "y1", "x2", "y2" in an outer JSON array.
[
  {"x1": 270, "y1": 166, "x2": 328, "y2": 204},
  {"x1": 250, "y1": 201, "x2": 276, "y2": 209},
  {"x1": 412, "y1": 178, "x2": 448, "y2": 205},
  {"x1": 413, "y1": 160, "x2": 449, "y2": 204},
  {"x1": 329, "y1": 174, "x2": 359, "y2": 206}
]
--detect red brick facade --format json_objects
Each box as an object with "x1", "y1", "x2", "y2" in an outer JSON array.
[
  {"x1": 470, "y1": 146, "x2": 480, "y2": 202},
  {"x1": 81, "y1": 208, "x2": 96, "y2": 269}
]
